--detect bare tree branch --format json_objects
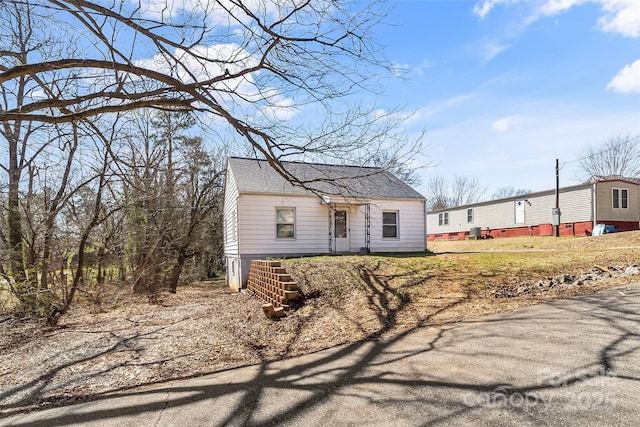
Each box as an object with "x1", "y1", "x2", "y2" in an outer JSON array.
[
  {"x1": 578, "y1": 134, "x2": 640, "y2": 182},
  {"x1": 492, "y1": 186, "x2": 531, "y2": 199},
  {"x1": 426, "y1": 175, "x2": 487, "y2": 211},
  {"x1": 1, "y1": 0, "x2": 412, "y2": 182}
]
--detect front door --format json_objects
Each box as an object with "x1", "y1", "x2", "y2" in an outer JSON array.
[
  {"x1": 334, "y1": 210, "x2": 349, "y2": 252},
  {"x1": 514, "y1": 199, "x2": 525, "y2": 224}
]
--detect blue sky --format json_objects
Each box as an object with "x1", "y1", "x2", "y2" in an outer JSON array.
[
  {"x1": 371, "y1": 0, "x2": 640, "y2": 196},
  {"x1": 28, "y1": 0, "x2": 637, "y2": 198}
]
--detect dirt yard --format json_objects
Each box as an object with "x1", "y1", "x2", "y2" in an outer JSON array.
[{"x1": 1, "y1": 231, "x2": 639, "y2": 417}]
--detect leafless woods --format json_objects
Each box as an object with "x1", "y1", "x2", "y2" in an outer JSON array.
[{"x1": 0, "y1": 0, "x2": 422, "y2": 322}]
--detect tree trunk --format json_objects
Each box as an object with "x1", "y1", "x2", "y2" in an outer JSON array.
[
  {"x1": 167, "y1": 254, "x2": 186, "y2": 293},
  {"x1": 7, "y1": 135, "x2": 31, "y2": 308},
  {"x1": 40, "y1": 229, "x2": 53, "y2": 290},
  {"x1": 96, "y1": 246, "x2": 105, "y2": 285}
]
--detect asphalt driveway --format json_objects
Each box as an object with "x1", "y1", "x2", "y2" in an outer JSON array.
[{"x1": 3, "y1": 282, "x2": 639, "y2": 427}]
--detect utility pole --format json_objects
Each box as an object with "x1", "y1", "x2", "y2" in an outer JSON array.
[{"x1": 554, "y1": 158, "x2": 560, "y2": 237}]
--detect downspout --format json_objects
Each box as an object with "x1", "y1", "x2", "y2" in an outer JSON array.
[
  {"x1": 328, "y1": 204, "x2": 333, "y2": 254},
  {"x1": 592, "y1": 183, "x2": 597, "y2": 232},
  {"x1": 235, "y1": 195, "x2": 241, "y2": 289},
  {"x1": 423, "y1": 200, "x2": 428, "y2": 251},
  {"x1": 364, "y1": 203, "x2": 371, "y2": 253}
]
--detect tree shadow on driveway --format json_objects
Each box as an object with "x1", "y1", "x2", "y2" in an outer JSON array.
[{"x1": 3, "y1": 282, "x2": 639, "y2": 426}]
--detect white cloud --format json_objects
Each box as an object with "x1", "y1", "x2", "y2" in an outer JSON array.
[
  {"x1": 607, "y1": 59, "x2": 640, "y2": 93},
  {"x1": 132, "y1": 42, "x2": 298, "y2": 121},
  {"x1": 134, "y1": 0, "x2": 200, "y2": 19},
  {"x1": 390, "y1": 62, "x2": 411, "y2": 77},
  {"x1": 539, "y1": 0, "x2": 586, "y2": 16},
  {"x1": 410, "y1": 93, "x2": 478, "y2": 125},
  {"x1": 596, "y1": 0, "x2": 640, "y2": 37},
  {"x1": 479, "y1": 72, "x2": 518, "y2": 88},
  {"x1": 417, "y1": 59, "x2": 431, "y2": 75},
  {"x1": 390, "y1": 59, "x2": 430, "y2": 77},
  {"x1": 473, "y1": 0, "x2": 517, "y2": 19},
  {"x1": 491, "y1": 114, "x2": 522, "y2": 132},
  {"x1": 131, "y1": 0, "x2": 281, "y2": 26},
  {"x1": 418, "y1": 106, "x2": 640, "y2": 194},
  {"x1": 540, "y1": 0, "x2": 640, "y2": 37},
  {"x1": 261, "y1": 95, "x2": 298, "y2": 121},
  {"x1": 467, "y1": 38, "x2": 511, "y2": 62},
  {"x1": 483, "y1": 42, "x2": 510, "y2": 61},
  {"x1": 29, "y1": 89, "x2": 46, "y2": 100},
  {"x1": 134, "y1": 43, "x2": 257, "y2": 85},
  {"x1": 476, "y1": 0, "x2": 640, "y2": 38}
]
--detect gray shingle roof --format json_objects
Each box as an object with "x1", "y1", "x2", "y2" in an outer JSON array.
[{"x1": 228, "y1": 157, "x2": 425, "y2": 200}]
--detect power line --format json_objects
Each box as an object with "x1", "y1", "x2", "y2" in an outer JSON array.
[{"x1": 560, "y1": 134, "x2": 640, "y2": 169}]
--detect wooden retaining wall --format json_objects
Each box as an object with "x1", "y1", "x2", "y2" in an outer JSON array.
[{"x1": 247, "y1": 260, "x2": 300, "y2": 309}]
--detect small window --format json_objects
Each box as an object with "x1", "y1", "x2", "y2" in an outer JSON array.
[
  {"x1": 467, "y1": 208, "x2": 474, "y2": 223},
  {"x1": 613, "y1": 188, "x2": 628, "y2": 209},
  {"x1": 383, "y1": 211, "x2": 398, "y2": 238},
  {"x1": 438, "y1": 212, "x2": 449, "y2": 226},
  {"x1": 276, "y1": 208, "x2": 295, "y2": 238}
]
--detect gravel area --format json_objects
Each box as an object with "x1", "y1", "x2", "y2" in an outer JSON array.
[{"x1": 1, "y1": 233, "x2": 639, "y2": 418}]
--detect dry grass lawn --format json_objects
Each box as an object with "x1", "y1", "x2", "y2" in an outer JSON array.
[{"x1": 1, "y1": 231, "x2": 639, "y2": 417}]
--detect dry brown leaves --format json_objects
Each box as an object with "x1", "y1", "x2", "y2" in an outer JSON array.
[{"x1": 1, "y1": 232, "x2": 639, "y2": 417}]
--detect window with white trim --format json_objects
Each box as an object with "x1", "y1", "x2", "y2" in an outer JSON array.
[
  {"x1": 438, "y1": 212, "x2": 449, "y2": 226},
  {"x1": 467, "y1": 208, "x2": 474, "y2": 223},
  {"x1": 382, "y1": 211, "x2": 398, "y2": 238},
  {"x1": 276, "y1": 208, "x2": 295, "y2": 238},
  {"x1": 612, "y1": 188, "x2": 628, "y2": 209}
]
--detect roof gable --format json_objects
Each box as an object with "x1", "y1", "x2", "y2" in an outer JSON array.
[{"x1": 227, "y1": 157, "x2": 425, "y2": 200}]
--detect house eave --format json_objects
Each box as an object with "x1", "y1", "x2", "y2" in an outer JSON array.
[{"x1": 237, "y1": 190, "x2": 425, "y2": 203}]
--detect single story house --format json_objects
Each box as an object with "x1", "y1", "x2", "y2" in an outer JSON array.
[
  {"x1": 427, "y1": 178, "x2": 640, "y2": 241},
  {"x1": 223, "y1": 157, "x2": 427, "y2": 290}
]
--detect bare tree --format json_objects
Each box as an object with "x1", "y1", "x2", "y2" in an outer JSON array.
[
  {"x1": 0, "y1": 0, "x2": 122, "y2": 318},
  {"x1": 425, "y1": 176, "x2": 450, "y2": 211},
  {"x1": 367, "y1": 150, "x2": 422, "y2": 187},
  {"x1": 0, "y1": 0, "x2": 67, "y2": 310},
  {"x1": 0, "y1": 0, "x2": 418, "y2": 185},
  {"x1": 1, "y1": 0, "x2": 421, "y2": 320},
  {"x1": 164, "y1": 136, "x2": 225, "y2": 293},
  {"x1": 451, "y1": 175, "x2": 486, "y2": 206},
  {"x1": 492, "y1": 186, "x2": 531, "y2": 199},
  {"x1": 425, "y1": 175, "x2": 487, "y2": 211},
  {"x1": 48, "y1": 147, "x2": 114, "y2": 324},
  {"x1": 119, "y1": 110, "x2": 225, "y2": 299},
  {"x1": 578, "y1": 134, "x2": 640, "y2": 181}
]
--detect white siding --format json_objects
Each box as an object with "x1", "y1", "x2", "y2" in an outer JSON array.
[
  {"x1": 331, "y1": 201, "x2": 426, "y2": 253},
  {"x1": 427, "y1": 185, "x2": 595, "y2": 234},
  {"x1": 225, "y1": 159, "x2": 428, "y2": 289},
  {"x1": 369, "y1": 200, "x2": 426, "y2": 252},
  {"x1": 238, "y1": 194, "x2": 330, "y2": 255},
  {"x1": 527, "y1": 186, "x2": 593, "y2": 224},
  {"x1": 236, "y1": 195, "x2": 426, "y2": 255},
  {"x1": 223, "y1": 166, "x2": 239, "y2": 255},
  {"x1": 223, "y1": 165, "x2": 241, "y2": 291},
  {"x1": 348, "y1": 206, "x2": 366, "y2": 252}
]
